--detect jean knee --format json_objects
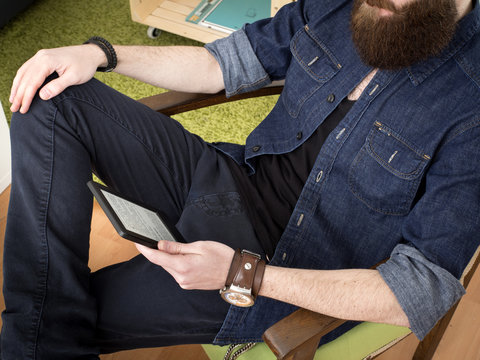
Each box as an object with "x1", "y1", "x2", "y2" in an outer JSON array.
[{"x1": 10, "y1": 97, "x2": 55, "y2": 147}]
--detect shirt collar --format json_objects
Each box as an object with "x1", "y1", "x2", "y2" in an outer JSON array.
[{"x1": 407, "y1": 0, "x2": 480, "y2": 86}]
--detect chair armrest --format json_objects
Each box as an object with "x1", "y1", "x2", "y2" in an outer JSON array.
[
  {"x1": 137, "y1": 81, "x2": 284, "y2": 116},
  {"x1": 262, "y1": 260, "x2": 388, "y2": 360},
  {"x1": 262, "y1": 308, "x2": 346, "y2": 360}
]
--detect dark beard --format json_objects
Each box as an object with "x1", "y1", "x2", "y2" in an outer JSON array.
[{"x1": 350, "y1": 0, "x2": 458, "y2": 70}]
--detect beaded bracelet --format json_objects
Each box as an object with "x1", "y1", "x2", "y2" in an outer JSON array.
[{"x1": 84, "y1": 36, "x2": 117, "y2": 72}]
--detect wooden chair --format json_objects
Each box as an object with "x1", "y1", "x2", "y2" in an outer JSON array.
[{"x1": 129, "y1": 85, "x2": 480, "y2": 360}]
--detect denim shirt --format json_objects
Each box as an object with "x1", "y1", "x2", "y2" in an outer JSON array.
[{"x1": 205, "y1": 0, "x2": 480, "y2": 344}]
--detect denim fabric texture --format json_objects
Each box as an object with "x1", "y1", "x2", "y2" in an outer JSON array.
[
  {"x1": 1, "y1": 78, "x2": 265, "y2": 358},
  {"x1": 2, "y1": 0, "x2": 480, "y2": 357},
  {"x1": 206, "y1": 0, "x2": 480, "y2": 344}
]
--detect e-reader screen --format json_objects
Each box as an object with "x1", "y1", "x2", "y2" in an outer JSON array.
[
  {"x1": 87, "y1": 181, "x2": 184, "y2": 248},
  {"x1": 100, "y1": 189, "x2": 176, "y2": 242}
]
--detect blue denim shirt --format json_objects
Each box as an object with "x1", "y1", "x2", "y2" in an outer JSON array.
[{"x1": 206, "y1": 0, "x2": 480, "y2": 344}]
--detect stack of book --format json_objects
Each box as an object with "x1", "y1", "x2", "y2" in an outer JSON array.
[{"x1": 186, "y1": 0, "x2": 271, "y2": 34}]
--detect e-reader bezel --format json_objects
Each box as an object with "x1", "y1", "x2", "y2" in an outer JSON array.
[{"x1": 87, "y1": 181, "x2": 185, "y2": 248}]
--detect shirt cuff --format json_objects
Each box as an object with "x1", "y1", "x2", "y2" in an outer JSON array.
[
  {"x1": 205, "y1": 29, "x2": 271, "y2": 97},
  {"x1": 377, "y1": 244, "x2": 466, "y2": 340}
]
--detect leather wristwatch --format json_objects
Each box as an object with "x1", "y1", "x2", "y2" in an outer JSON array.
[{"x1": 220, "y1": 249, "x2": 266, "y2": 307}]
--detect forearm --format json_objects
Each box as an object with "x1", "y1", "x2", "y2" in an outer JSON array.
[
  {"x1": 113, "y1": 45, "x2": 224, "y2": 93},
  {"x1": 259, "y1": 266, "x2": 410, "y2": 328}
]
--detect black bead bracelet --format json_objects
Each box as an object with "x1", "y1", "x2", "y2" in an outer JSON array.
[{"x1": 84, "y1": 36, "x2": 117, "y2": 72}]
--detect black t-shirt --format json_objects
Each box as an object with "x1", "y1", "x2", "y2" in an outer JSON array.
[{"x1": 227, "y1": 98, "x2": 355, "y2": 259}]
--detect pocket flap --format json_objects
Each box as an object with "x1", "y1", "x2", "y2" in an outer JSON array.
[
  {"x1": 367, "y1": 122, "x2": 431, "y2": 179},
  {"x1": 290, "y1": 25, "x2": 341, "y2": 83}
]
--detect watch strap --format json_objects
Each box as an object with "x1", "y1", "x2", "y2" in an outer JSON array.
[
  {"x1": 224, "y1": 250, "x2": 266, "y2": 299},
  {"x1": 252, "y1": 258, "x2": 266, "y2": 298},
  {"x1": 225, "y1": 249, "x2": 242, "y2": 286},
  {"x1": 231, "y1": 251, "x2": 261, "y2": 291}
]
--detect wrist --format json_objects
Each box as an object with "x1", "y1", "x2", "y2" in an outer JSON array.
[
  {"x1": 84, "y1": 36, "x2": 117, "y2": 72},
  {"x1": 257, "y1": 264, "x2": 274, "y2": 298},
  {"x1": 84, "y1": 44, "x2": 108, "y2": 68},
  {"x1": 220, "y1": 249, "x2": 266, "y2": 307}
]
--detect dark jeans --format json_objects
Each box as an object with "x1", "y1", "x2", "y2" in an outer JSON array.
[{"x1": 1, "y1": 78, "x2": 263, "y2": 359}]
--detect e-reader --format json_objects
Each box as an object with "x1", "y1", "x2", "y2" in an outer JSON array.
[{"x1": 87, "y1": 181, "x2": 185, "y2": 248}]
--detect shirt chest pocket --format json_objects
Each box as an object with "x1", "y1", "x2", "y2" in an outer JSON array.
[
  {"x1": 282, "y1": 25, "x2": 341, "y2": 118},
  {"x1": 348, "y1": 122, "x2": 431, "y2": 215}
]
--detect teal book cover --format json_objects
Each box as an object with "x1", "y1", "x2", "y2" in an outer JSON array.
[{"x1": 187, "y1": 0, "x2": 271, "y2": 33}]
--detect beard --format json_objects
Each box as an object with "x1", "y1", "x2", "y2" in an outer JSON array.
[{"x1": 350, "y1": 0, "x2": 458, "y2": 70}]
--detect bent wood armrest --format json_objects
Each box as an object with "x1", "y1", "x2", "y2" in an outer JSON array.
[
  {"x1": 262, "y1": 260, "x2": 388, "y2": 360},
  {"x1": 263, "y1": 309, "x2": 346, "y2": 360},
  {"x1": 263, "y1": 250, "x2": 480, "y2": 360},
  {"x1": 137, "y1": 81, "x2": 284, "y2": 116}
]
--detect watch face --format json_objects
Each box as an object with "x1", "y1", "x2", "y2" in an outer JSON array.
[{"x1": 222, "y1": 291, "x2": 254, "y2": 307}]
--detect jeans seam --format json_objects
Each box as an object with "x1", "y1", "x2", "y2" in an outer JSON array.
[
  {"x1": 27, "y1": 105, "x2": 57, "y2": 359},
  {"x1": 98, "y1": 325, "x2": 222, "y2": 339},
  {"x1": 53, "y1": 95, "x2": 190, "y2": 198}
]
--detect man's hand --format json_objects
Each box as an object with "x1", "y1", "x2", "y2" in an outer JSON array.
[
  {"x1": 136, "y1": 240, "x2": 235, "y2": 291},
  {"x1": 137, "y1": 240, "x2": 410, "y2": 327},
  {"x1": 9, "y1": 44, "x2": 106, "y2": 114}
]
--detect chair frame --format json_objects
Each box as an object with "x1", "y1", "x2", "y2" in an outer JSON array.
[{"x1": 138, "y1": 85, "x2": 480, "y2": 360}]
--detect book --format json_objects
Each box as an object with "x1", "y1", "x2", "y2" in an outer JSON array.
[{"x1": 186, "y1": 0, "x2": 271, "y2": 34}]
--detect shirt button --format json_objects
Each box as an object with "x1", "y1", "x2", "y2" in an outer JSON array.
[
  {"x1": 326, "y1": 94, "x2": 335, "y2": 103},
  {"x1": 282, "y1": 252, "x2": 287, "y2": 261},
  {"x1": 296, "y1": 132, "x2": 303, "y2": 140},
  {"x1": 252, "y1": 145, "x2": 261, "y2": 152},
  {"x1": 316, "y1": 170, "x2": 324, "y2": 183}
]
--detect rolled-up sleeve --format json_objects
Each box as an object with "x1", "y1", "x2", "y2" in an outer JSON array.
[
  {"x1": 205, "y1": 29, "x2": 271, "y2": 97},
  {"x1": 205, "y1": 0, "x2": 307, "y2": 96},
  {"x1": 379, "y1": 122, "x2": 480, "y2": 339},
  {"x1": 377, "y1": 244, "x2": 466, "y2": 340}
]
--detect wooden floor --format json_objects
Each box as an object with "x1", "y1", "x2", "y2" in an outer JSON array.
[{"x1": 0, "y1": 185, "x2": 479, "y2": 359}]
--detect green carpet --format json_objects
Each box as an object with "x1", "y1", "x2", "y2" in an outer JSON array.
[{"x1": 0, "y1": 0, "x2": 277, "y2": 143}]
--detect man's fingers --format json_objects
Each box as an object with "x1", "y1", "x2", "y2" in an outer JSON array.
[
  {"x1": 135, "y1": 243, "x2": 160, "y2": 261},
  {"x1": 17, "y1": 80, "x2": 48, "y2": 114},
  {"x1": 10, "y1": 56, "x2": 35, "y2": 104},
  {"x1": 19, "y1": 88, "x2": 37, "y2": 114},
  {"x1": 39, "y1": 76, "x2": 70, "y2": 101},
  {"x1": 10, "y1": 96, "x2": 21, "y2": 113},
  {"x1": 136, "y1": 242, "x2": 188, "y2": 272},
  {"x1": 10, "y1": 66, "x2": 54, "y2": 113},
  {"x1": 136, "y1": 241, "x2": 235, "y2": 290},
  {"x1": 9, "y1": 71, "x2": 23, "y2": 104},
  {"x1": 157, "y1": 240, "x2": 196, "y2": 255},
  {"x1": 11, "y1": 81, "x2": 30, "y2": 113},
  {"x1": 10, "y1": 71, "x2": 27, "y2": 112},
  {"x1": 10, "y1": 45, "x2": 103, "y2": 113}
]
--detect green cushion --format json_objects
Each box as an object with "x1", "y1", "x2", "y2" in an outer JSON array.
[{"x1": 202, "y1": 322, "x2": 411, "y2": 360}]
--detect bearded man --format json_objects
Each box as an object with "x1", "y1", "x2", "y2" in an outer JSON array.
[{"x1": 3, "y1": 0, "x2": 480, "y2": 358}]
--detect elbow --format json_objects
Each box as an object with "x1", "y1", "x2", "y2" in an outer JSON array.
[
  {"x1": 201, "y1": 82, "x2": 225, "y2": 94},
  {"x1": 396, "y1": 312, "x2": 411, "y2": 328},
  {"x1": 389, "y1": 305, "x2": 411, "y2": 328}
]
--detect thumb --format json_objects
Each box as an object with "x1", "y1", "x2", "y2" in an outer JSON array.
[
  {"x1": 39, "y1": 75, "x2": 73, "y2": 100},
  {"x1": 157, "y1": 240, "x2": 189, "y2": 255}
]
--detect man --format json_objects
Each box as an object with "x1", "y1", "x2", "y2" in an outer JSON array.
[{"x1": 2, "y1": 0, "x2": 480, "y2": 358}]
